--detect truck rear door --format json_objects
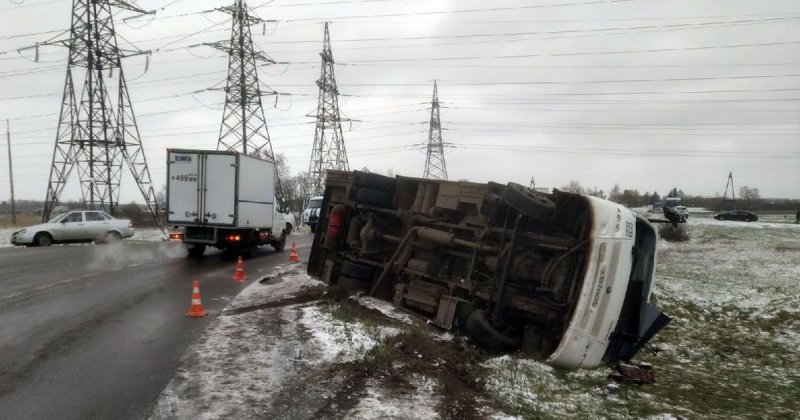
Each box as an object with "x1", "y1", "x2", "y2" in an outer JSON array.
[
  {"x1": 167, "y1": 151, "x2": 201, "y2": 224},
  {"x1": 202, "y1": 153, "x2": 237, "y2": 226}
]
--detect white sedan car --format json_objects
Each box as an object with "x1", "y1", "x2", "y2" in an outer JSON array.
[{"x1": 11, "y1": 210, "x2": 135, "y2": 247}]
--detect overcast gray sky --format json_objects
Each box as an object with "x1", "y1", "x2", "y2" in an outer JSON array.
[{"x1": 0, "y1": 0, "x2": 798, "y2": 203}]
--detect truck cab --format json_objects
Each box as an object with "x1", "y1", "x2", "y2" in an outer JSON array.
[{"x1": 303, "y1": 195, "x2": 323, "y2": 233}]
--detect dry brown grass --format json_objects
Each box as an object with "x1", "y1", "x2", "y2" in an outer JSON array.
[{"x1": 0, "y1": 213, "x2": 42, "y2": 228}]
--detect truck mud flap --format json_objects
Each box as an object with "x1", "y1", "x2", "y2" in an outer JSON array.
[{"x1": 604, "y1": 301, "x2": 671, "y2": 363}]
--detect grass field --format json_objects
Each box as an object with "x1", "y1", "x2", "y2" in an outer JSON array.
[
  {"x1": 485, "y1": 218, "x2": 800, "y2": 419},
  {"x1": 0, "y1": 214, "x2": 41, "y2": 228}
]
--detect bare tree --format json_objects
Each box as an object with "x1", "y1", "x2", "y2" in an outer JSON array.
[
  {"x1": 739, "y1": 186, "x2": 761, "y2": 209},
  {"x1": 561, "y1": 180, "x2": 586, "y2": 194}
]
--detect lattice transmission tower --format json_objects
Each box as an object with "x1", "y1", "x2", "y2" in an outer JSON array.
[
  {"x1": 722, "y1": 171, "x2": 737, "y2": 210},
  {"x1": 423, "y1": 81, "x2": 447, "y2": 180},
  {"x1": 42, "y1": 0, "x2": 160, "y2": 223},
  {"x1": 209, "y1": 0, "x2": 276, "y2": 160},
  {"x1": 307, "y1": 23, "x2": 349, "y2": 197}
]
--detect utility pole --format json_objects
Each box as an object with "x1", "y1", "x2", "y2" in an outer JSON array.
[
  {"x1": 5, "y1": 120, "x2": 15, "y2": 224},
  {"x1": 423, "y1": 81, "x2": 447, "y2": 180},
  {"x1": 210, "y1": 0, "x2": 276, "y2": 161},
  {"x1": 41, "y1": 0, "x2": 160, "y2": 226},
  {"x1": 307, "y1": 22, "x2": 349, "y2": 197}
]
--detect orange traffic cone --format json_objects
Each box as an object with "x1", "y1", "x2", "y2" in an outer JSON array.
[
  {"x1": 232, "y1": 256, "x2": 246, "y2": 282},
  {"x1": 186, "y1": 280, "x2": 208, "y2": 317},
  {"x1": 289, "y1": 242, "x2": 299, "y2": 263}
]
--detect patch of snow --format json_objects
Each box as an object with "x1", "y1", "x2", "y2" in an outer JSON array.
[
  {"x1": 227, "y1": 264, "x2": 326, "y2": 310},
  {"x1": 353, "y1": 295, "x2": 416, "y2": 324},
  {"x1": 483, "y1": 356, "x2": 607, "y2": 418},
  {"x1": 300, "y1": 304, "x2": 400, "y2": 363},
  {"x1": 344, "y1": 378, "x2": 439, "y2": 420},
  {"x1": 151, "y1": 263, "x2": 410, "y2": 419}
]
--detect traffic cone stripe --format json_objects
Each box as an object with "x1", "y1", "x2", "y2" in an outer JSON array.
[
  {"x1": 232, "y1": 256, "x2": 246, "y2": 282},
  {"x1": 187, "y1": 280, "x2": 208, "y2": 317}
]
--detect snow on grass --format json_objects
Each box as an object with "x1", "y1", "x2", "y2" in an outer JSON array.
[
  {"x1": 483, "y1": 220, "x2": 800, "y2": 419},
  {"x1": 344, "y1": 376, "x2": 440, "y2": 420},
  {"x1": 300, "y1": 304, "x2": 400, "y2": 363},
  {"x1": 483, "y1": 355, "x2": 608, "y2": 419},
  {"x1": 353, "y1": 295, "x2": 416, "y2": 324}
]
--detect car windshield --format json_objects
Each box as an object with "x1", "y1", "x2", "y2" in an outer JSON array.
[
  {"x1": 47, "y1": 212, "x2": 68, "y2": 223},
  {"x1": 308, "y1": 198, "x2": 322, "y2": 208},
  {"x1": 100, "y1": 211, "x2": 114, "y2": 220}
]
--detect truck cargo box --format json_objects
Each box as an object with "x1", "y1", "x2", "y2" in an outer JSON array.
[{"x1": 166, "y1": 149, "x2": 275, "y2": 229}]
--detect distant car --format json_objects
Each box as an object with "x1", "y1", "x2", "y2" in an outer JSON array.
[
  {"x1": 714, "y1": 210, "x2": 758, "y2": 222},
  {"x1": 275, "y1": 197, "x2": 296, "y2": 236},
  {"x1": 303, "y1": 196, "x2": 323, "y2": 233},
  {"x1": 662, "y1": 205, "x2": 684, "y2": 226},
  {"x1": 674, "y1": 206, "x2": 689, "y2": 221},
  {"x1": 11, "y1": 210, "x2": 134, "y2": 246}
]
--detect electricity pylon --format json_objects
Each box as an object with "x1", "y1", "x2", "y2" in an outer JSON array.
[
  {"x1": 210, "y1": 0, "x2": 276, "y2": 160},
  {"x1": 42, "y1": 0, "x2": 160, "y2": 224},
  {"x1": 423, "y1": 81, "x2": 447, "y2": 180},
  {"x1": 722, "y1": 171, "x2": 737, "y2": 210},
  {"x1": 307, "y1": 22, "x2": 349, "y2": 197}
]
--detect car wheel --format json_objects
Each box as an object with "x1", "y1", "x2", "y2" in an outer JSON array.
[
  {"x1": 104, "y1": 231, "x2": 122, "y2": 244},
  {"x1": 310, "y1": 224, "x2": 317, "y2": 233},
  {"x1": 502, "y1": 182, "x2": 555, "y2": 223},
  {"x1": 745, "y1": 217, "x2": 753, "y2": 222},
  {"x1": 285, "y1": 223, "x2": 292, "y2": 236},
  {"x1": 466, "y1": 309, "x2": 522, "y2": 351},
  {"x1": 272, "y1": 230, "x2": 287, "y2": 251},
  {"x1": 34, "y1": 232, "x2": 53, "y2": 247}
]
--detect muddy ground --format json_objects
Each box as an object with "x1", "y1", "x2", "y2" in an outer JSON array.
[{"x1": 150, "y1": 264, "x2": 518, "y2": 419}]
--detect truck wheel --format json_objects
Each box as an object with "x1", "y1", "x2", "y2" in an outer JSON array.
[
  {"x1": 340, "y1": 261, "x2": 377, "y2": 281},
  {"x1": 466, "y1": 309, "x2": 522, "y2": 351},
  {"x1": 357, "y1": 172, "x2": 396, "y2": 192},
  {"x1": 337, "y1": 275, "x2": 371, "y2": 292},
  {"x1": 243, "y1": 236, "x2": 258, "y2": 257},
  {"x1": 272, "y1": 230, "x2": 287, "y2": 251},
  {"x1": 187, "y1": 244, "x2": 206, "y2": 258},
  {"x1": 502, "y1": 182, "x2": 555, "y2": 223},
  {"x1": 355, "y1": 187, "x2": 393, "y2": 208},
  {"x1": 34, "y1": 232, "x2": 53, "y2": 247}
]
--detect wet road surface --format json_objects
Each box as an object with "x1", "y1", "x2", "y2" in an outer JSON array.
[{"x1": 0, "y1": 233, "x2": 313, "y2": 419}]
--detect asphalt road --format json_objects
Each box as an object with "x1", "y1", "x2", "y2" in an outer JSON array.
[{"x1": 0, "y1": 233, "x2": 313, "y2": 420}]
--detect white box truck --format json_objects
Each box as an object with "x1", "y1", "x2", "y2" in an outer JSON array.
[{"x1": 166, "y1": 149, "x2": 293, "y2": 257}]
